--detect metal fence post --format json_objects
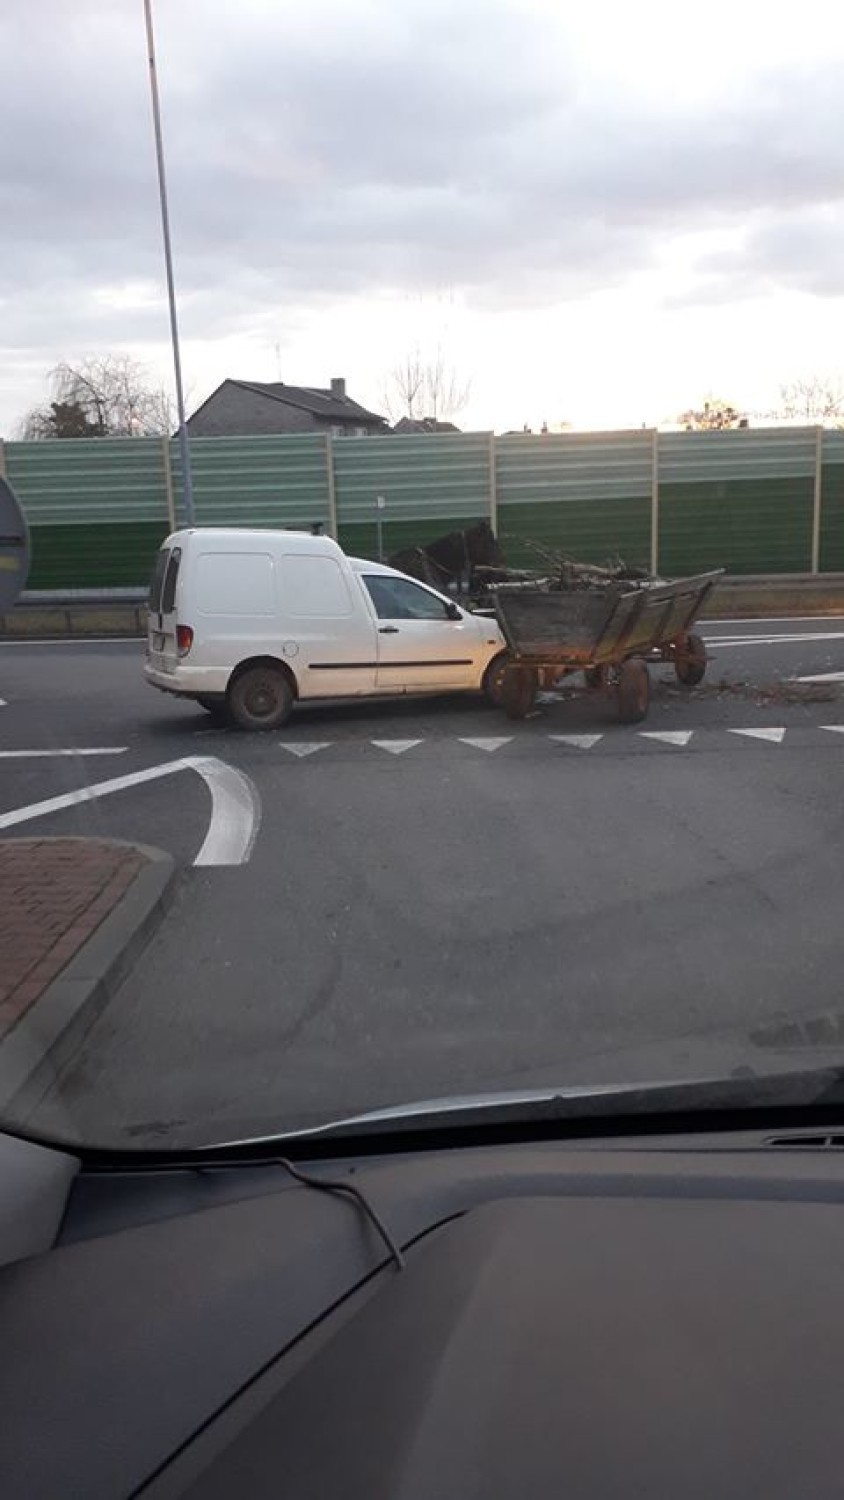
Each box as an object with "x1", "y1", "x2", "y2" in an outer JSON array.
[
  {"x1": 811, "y1": 425, "x2": 823, "y2": 575},
  {"x1": 161, "y1": 435, "x2": 176, "y2": 533},
  {"x1": 650, "y1": 428, "x2": 660, "y2": 576},
  {"x1": 324, "y1": 433, "x2": 338, "y2": 539},
  {"x1": 488, "y1": 431, "x2": 498, "y2": 533}
]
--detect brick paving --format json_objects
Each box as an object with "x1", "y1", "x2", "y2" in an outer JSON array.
[{"x1": 0, "y1": 839, "x2": 145, "y2": 1041}]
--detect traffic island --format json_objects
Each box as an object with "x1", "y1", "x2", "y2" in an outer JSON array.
[{"x1": 0, "y1": 837, "x2": 175, "y2": 1116}]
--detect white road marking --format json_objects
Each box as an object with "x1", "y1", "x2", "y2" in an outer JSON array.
[
  {"x1": 795, "y1": 671, "x2": 844, "y2": 683},
  {"x1": 548, "y1": 734, "x2": 602, "y2": 749},
  {"x1": 820, "y1": 725, "x2": 844, "y2": 734},
  {"x1": 0, "y1": 747, "x2": 128, "y2": 758},
  {"x1": 190, "y1": 757, "x2": 261, "y2": 867},
  {"x1": 281, "y1": 742, "x2": 331, "y2": 758},
  {"x1": 0, "y1": 698, "x2": 6, "y2": 707},
  {"x1": 0, "y1": 755, "x2": 260, "y2": 866},
  {"x1": 0, "y1": 760, "x2": 186, "y2": 829},
  {"x1": 639, "y1": 731, "x2": 694, "y2": 746},
  {"x1": 371, "y1": 739, "x2": 423, "y2": 755},
  {"x1": 706, "y1": 632, "x2": 844, "y2": 648},
  {"x1": 458, "y1": 737, "x2": 513, "y2": 752},
  {"x1": 728, "y1": 727, "x2": 786, "y2": 743},
  {"x1": 706, "y1": 616, "x2": 844, "y2": 626}
]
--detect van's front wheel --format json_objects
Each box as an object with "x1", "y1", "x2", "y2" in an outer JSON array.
[{"x1": 227, "y1": 665, "x2": 293, "y2": 731}]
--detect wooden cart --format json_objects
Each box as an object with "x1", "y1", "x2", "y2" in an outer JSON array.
[{"x1": 489, "y1": 570, "x2": 723, "y2": 723}]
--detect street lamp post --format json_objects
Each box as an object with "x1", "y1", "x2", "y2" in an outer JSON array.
[{"x1": 143, "y1": 0, "x2": 195, "y2": 526}]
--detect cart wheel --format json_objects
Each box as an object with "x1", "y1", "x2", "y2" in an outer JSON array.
[
  {"x1": 584, "y1": 666, "x2": 604, "y2": 690},
  {"x1": 617, "y1": 659, "x2": 650, "y2": 724},
  {"x1": 675, "y1": 631, "x2": 707, "y2": 687},
  {"x1": 500, "y1": 666, "x2": 539, "y2": 720},
  {"x1": 482, "y1": 652, "x2": 511, "y2": 708}
]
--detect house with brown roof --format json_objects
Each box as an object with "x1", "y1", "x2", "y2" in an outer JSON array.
[{"x1": 186, "y1": 377, "x2": 388, "y2": 437}]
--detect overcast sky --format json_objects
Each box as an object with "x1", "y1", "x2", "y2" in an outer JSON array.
[{"x1": 2, "y1": 0, "x2": 844, "y2": 435}]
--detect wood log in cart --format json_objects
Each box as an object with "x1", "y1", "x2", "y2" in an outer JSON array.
[{"x1": 488, "y1": 571, "x2": 723, "y2": 723}]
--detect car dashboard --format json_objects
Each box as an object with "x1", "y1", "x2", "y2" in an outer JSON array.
[{"x1": 1, "y1": 1118, "x2": 843, "y2": 1497}]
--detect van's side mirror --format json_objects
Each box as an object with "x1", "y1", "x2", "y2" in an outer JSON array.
[{"x1": 445, "y1": 602, "x2": 462, "y2": 621}]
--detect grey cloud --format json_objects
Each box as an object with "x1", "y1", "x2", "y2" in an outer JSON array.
[
  {"x1": 667, "y1": 205, "x2": 844, "y2": 310},
  {"x1": 2, "y1": 0, "x2": 844, "y2": 370}
]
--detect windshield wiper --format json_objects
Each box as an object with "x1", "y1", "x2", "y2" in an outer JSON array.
[
  {"x1": 268, "y1": 1065, "x2": 844, "y2": 1145},
  {"x1": 67, "y1": 1064, "x2": 844, "y2": 1168},
  {"x1": 123, "y1": 1065, "x2": 844, "y2": 1161}
]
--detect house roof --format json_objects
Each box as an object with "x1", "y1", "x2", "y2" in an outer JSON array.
[
  {"x1": 229, "y1": 379, "x2": 386, "y2": 424},
  {"x1": 393, "y1": 416, "x2": 461, "y2": 434}
]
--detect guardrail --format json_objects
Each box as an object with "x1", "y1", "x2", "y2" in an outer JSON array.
[{"x1": 2, "y1": 573, "x2": 843, "y2": 640}]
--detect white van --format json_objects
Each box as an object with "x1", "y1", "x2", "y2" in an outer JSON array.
[{"x1": 144, "y1": 528, "x2": 508, "y2": 729}]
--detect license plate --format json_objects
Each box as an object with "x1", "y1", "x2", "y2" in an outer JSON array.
[{"x1": 152, "y1": 632, "x2": 165, "y2": 651}]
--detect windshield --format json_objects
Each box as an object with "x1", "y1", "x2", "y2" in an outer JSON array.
[{"x1": 3, "y1": 3, "x2": 844, "y2": 1151}]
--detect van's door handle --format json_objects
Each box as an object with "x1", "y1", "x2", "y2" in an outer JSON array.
[{"x1": 378, "y1": 626, "x2": 400, "y2": 633}]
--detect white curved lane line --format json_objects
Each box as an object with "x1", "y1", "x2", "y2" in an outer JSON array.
[
  {"x1": 187, "y1": 755, "x2": 261, "y2": 866},
  {"x1": 0, "y1": 753, "x2": 260, "y2": 867}
]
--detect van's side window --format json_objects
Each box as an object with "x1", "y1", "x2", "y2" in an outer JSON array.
[
  {"x1": 148, "y1": 548, "x2": 169, "y2": 613},
  {"x1": 161, "y1": 547, "x2": 182, "y2": 614},
  {"x1": 363, "y1": 576, "x2": 451, "y2": 621}
]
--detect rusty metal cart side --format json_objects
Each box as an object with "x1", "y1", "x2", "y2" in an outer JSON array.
[{"x1": 489, "y1": 570, "x2": 723, "y2": 724}]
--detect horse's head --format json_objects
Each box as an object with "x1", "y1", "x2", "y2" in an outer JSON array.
[{"x1": 467, "y1": 519, "x2": 506, "y2": 568}]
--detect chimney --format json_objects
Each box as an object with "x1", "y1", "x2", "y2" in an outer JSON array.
[{"x1": 330, "y1": 376, "x2": 346, "y2": 399}]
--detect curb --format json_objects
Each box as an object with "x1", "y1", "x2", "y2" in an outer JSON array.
[{"x1": 0, "y1": 841, "x2": 176, "y2": 1117}]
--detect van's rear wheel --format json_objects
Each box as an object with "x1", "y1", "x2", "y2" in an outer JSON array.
[{"x1": 227, "y1": 666, "x2": 293, "y2": 731}]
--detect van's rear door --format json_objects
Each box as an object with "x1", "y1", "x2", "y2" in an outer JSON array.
[{"x1": 147, "y1": 544, "x2": 182, "y2": 674}]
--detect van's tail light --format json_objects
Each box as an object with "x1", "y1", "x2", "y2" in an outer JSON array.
[{"x1": 176, "y1": 624, "x2": 194, "y2": 656}]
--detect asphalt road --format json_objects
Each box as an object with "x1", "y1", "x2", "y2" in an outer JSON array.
[{"x1": 3, "y1": 617, "x2": 844, "y2": 1147}]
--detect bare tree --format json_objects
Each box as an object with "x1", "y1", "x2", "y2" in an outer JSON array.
[
  {"x1": 383, "y1": 347, "x2": 425, "y2": 422},
  {"x1": 19, "y1": 355, "x2": 174, "y2": 439},
  {"x1": 423, "y1": 343, "x2": 471, "y2": 423},
  {"x1": 383, "y1": 342, "x2": 471, "y2": 425},
  {"x1": 777, "y1": 376, "x2": 844, "y2": 424},
  {"x1": 678, "y1": 397, "x2": 746, "y2": 431}
]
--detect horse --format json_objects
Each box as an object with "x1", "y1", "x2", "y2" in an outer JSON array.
[
  {"x1": 388, "y1": 520, "x2": 506, "y2": 592},
  {"x1": 385, "y1": 546, "x2": 452, "y2": 589}
]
